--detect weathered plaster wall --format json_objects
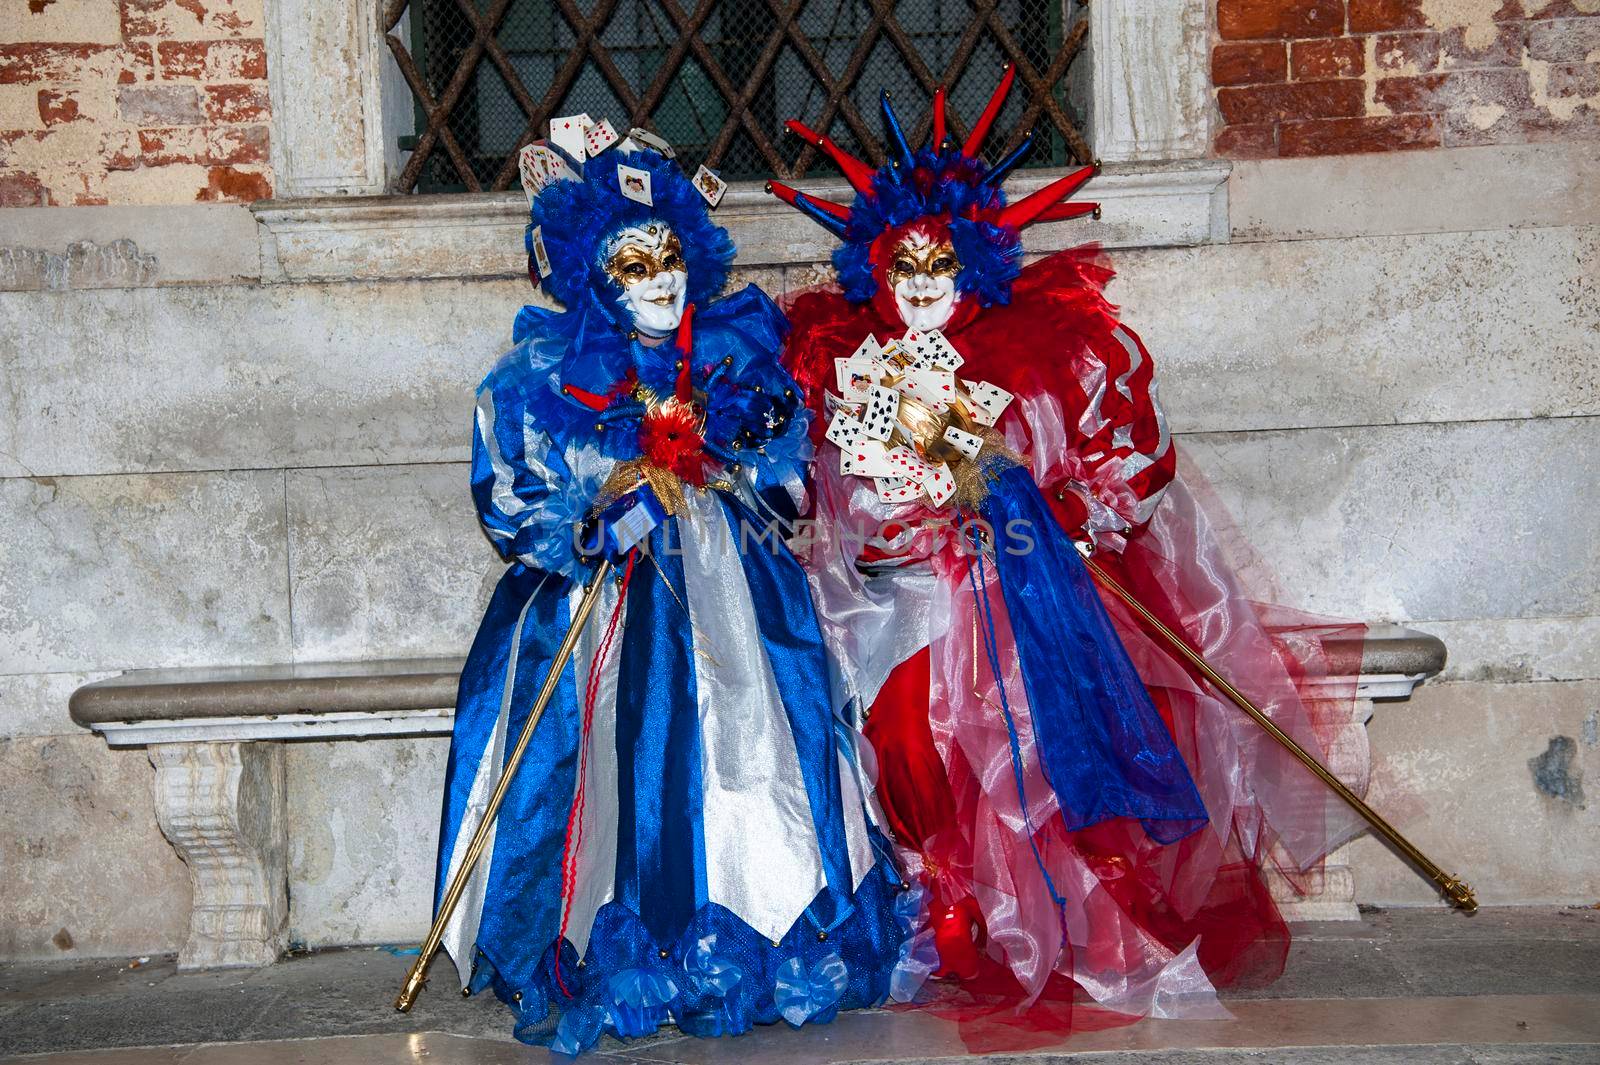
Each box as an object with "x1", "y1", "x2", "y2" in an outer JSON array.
[
  {"x1": 0, "y1": 0, "x2": 272, "y2": 206},
  {"x1": 0, "y1": 182, "x2": 1595, "y2": 957},
  {"x1": 1213, "y1": 0, "x2": 1600, "y2": 157}
]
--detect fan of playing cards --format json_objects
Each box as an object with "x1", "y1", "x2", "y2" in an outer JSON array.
[
  {"x1": 826, "y1": 329, "x2": 1013, "y2": 509},
  {"x1": 517, "y1": 113, "x2": 727, "y2": 210}
]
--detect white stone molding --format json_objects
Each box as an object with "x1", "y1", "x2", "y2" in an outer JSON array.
[
  {"x1": 149, "y1": 742, "x2": 289, "y2": 969},
  {"x1": 252, "y1": 161, "x2": 1231, "y2": 284},
  {"x1": 265, "y1": 0, "x2": 391, "y2": 196},
  {"x1": 1086, "y1": 0, "x2": 1213, "y2": 163},
  {"x1": 104, "y1": 708, "x2": 454, "y2": 747}
]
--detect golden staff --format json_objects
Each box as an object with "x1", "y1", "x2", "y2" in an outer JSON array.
[
  {"x1": 395, "y1": 558, "x2": 616, "y2": 1012},
  {"x1": 1078, "y1": 549, "x2": 1478, "y2": 913}
]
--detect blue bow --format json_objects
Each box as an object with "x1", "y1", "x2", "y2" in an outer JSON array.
[
  {"x1": 683, "y1": 933, "x2": 744, "y2": 998},
  {"x1": 605, "y1": 965, "x2": 679, "y2": 1038},
  {"x1": 892, "y1": 881, "x2": 929, "y2": 930},
  {"x1": 549, "y1": 1004, "x2": 607, "y2": 1057},
  {"x1": 774, "y1": 952, "x2": 849, "y2": 1027}
]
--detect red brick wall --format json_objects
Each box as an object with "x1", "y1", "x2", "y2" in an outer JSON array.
[
  {"x1": 1213, "y1": 1, "x2": 1600, "y2": 158},
  {"x1": 0, "y1": 1, "x2": 271, "y2": 207}
]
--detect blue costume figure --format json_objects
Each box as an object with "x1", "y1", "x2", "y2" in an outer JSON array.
[{"x1": 434, "y1": 131, "x2": 906, "y2": 1055}]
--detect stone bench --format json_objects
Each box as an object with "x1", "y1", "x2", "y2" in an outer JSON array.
[{"x1": 70, "y1": 628, "x2": 1445, "y2": 969}]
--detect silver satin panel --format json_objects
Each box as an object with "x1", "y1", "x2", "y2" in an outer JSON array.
[
  {"x1": 562, "y1": 576, "x2": 626, "y2": 960},
  {"x1": 1111, "y1": 326, "x2": 1172, "y2": 468},
  {"x1": 520, "y1": 409, "x2": 560, "y2": 488},
  {"x1": 678, "y1": 489, "x2": 828, "y2": 942},
  {"x1": 1077, "y1": 350, "x2": 1109, "y2": 439},
  {"x1": 441, "y1": 580, "x2": 545, "y2": 988},
  {"x1": 475, "y1": 390, "x2": 526, "y2": 518},
  {"x1": 835, "y1": 745, "x2": 878, "y2": 891}
]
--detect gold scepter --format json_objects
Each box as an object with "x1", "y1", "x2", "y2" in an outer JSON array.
[
  {"x1": 395, "y1": 558, "x2": 616, "y2": 1013},
  {"x1": 1076, "y1": 547, "x2": 1478, "y2": 912}
]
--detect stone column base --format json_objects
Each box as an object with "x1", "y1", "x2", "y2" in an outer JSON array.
[
  {"x1": 1271, "y1": 848, "x2": 1361, "y2": 921},
  {"x1": 149, "y1": 741, "x2": 288, "y2": 969},
  {"x1": 1266, "y1": 695, "x2": 1375, "y2": 922}
]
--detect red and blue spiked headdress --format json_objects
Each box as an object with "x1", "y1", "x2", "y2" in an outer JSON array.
[{"x1": 767, "y1": 66, "x2": 1098, "y2": 315}]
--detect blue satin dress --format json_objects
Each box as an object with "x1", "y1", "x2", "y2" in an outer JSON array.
[{"x1": 434, "y1": 286, "x2": 906, "y2": 1054}]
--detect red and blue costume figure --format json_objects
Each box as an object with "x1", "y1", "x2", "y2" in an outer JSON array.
[{"x1": 771, "y1": 70, "x2": 1364, "y2": 1022}]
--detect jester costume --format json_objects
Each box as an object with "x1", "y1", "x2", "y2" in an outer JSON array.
[
  {"x1": 771, "y1": 72, "x2": 1364, "y2": 1020},
  {"x1": 435, "y1": 140, "x2": 904, "y2": 1055}
]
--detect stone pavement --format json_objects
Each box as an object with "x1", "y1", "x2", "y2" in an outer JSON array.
[{"x1": 2, "y1": 907, "x2": 1597, "y2": 1064}]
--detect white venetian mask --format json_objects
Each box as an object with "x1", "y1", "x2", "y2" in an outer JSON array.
[
  {"x1": 604, "y1": 224, "x2": 688, "y2": 338},
  {"x1": 888, "y1": 230, "x2": 961, "y2": 332}
]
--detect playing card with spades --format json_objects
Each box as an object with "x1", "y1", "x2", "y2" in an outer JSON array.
[{"x1": 862, "y1": 385, "x2": 901, "y2": 440}]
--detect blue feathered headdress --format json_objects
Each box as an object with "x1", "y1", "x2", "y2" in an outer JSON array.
[
  {"x1": 768, "y1": 67, "x2": 1100, "y2": 308},
  {"x1": 525, "y1": 148, "x2": 734, "y2": 328}
]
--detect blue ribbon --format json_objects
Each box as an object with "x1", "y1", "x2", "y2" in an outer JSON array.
[
  {"x1": 980, "y1": 466, "x2": 1208, "y2": 843},
  {"x1": 774, "y1": 953, "x2": 850, "y2": 1027},
  {"x1": 683, "y1": 933, "x2": 744, "y2": 998}
]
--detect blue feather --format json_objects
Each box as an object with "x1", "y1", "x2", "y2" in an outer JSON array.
[
  {"x1": 526, "y1": 150, "x2": 734, "y2": 332},
  {"x1": 830, "y1": 148, "x2": 1019, "y2": 307}
]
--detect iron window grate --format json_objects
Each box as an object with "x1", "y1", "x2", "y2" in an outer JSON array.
[{"x1": 383, "y1": 0, "x2": 1090, "y2": 194}]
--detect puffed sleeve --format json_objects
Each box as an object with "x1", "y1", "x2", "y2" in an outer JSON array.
[
  {"x1": 470, "y1": 375, "x2": 599, "y2": 579},
  {"x1": 1022, "y1": 321, "x2": 1175, "y2": 553}
]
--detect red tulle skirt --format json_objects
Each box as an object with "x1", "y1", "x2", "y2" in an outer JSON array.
[{"x1": 859, "y1": 465, "x2": 1364, "y2": 1051}]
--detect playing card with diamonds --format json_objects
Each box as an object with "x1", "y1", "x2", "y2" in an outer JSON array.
[
  {"x1": 925, "y1": 462, "x2": 956, "y2": 506},
  {"x1": 517, "y1": 143, "x2": 545, "y2": 203},
  {"x1": 549, "y1": 113, "x2": 591, "y2": 161},
  {"x1": 524, "y1": 143, "x2": 577, "y2": 187},
  {"x1": 616, "y1": 163, "x2": 653, "y2": 205},
  {"x1": 585, "y1": 119, "x2": 619, "y2": 156},
  {"x1": 862, "y1": 384, "x2": 900, "y2": 440},
  {"x1": 834, "y1": 357, "x2": 877, "y2": 401},
  {"x1": 693, "y1": 164, "x2": 727, "y2": 207},
  {"x1": 901, "y1": 368, "x2": 956, "y2": 412},
  {"x1": 965, "y1": 380, "x2": 1013, "y2": 426},
  {"x1": 529, "y1": 224, "x2": 552, "y2": 278},
  {"x1": 825, "y1": 410, "x2": 864, "y2": 450},
  {"x1": 886, "y1": 446, "x2": 934, "y2": 485},
  {"x1": 875, "y1": 477, "x2": 922, "y2": 505},
  {"x1": 942, "y1": 425, "x2": 983, "y2": 460}
]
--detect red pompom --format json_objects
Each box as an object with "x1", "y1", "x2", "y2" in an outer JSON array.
[{"x1": 640, "y1": 401, "x2": 707, "y2": 485}]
